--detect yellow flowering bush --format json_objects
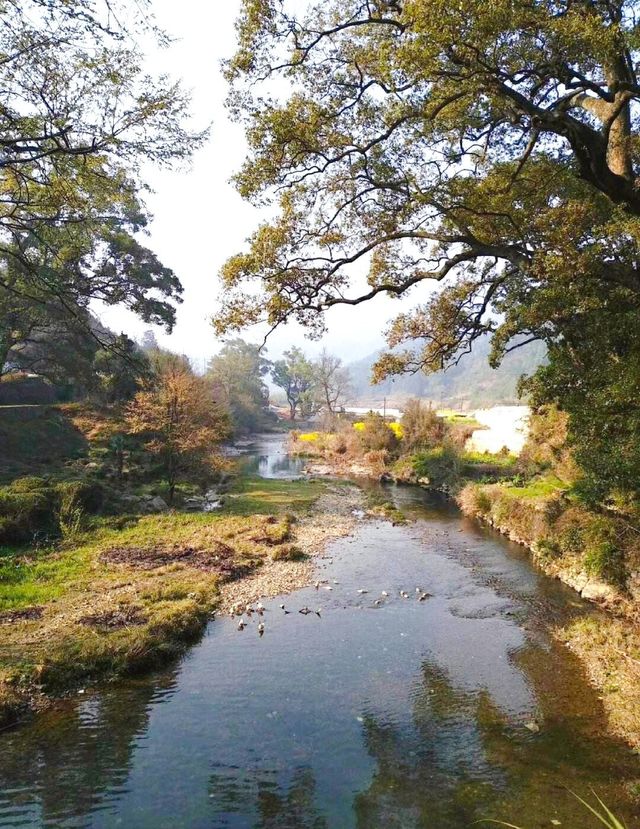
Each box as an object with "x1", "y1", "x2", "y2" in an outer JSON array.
[{"x1": 353, "y1": 421, "x2": 402, "y2": 438}]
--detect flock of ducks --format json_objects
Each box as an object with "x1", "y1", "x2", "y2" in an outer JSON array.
[{"x1": 229, "y1": 583, "x2": 432, "y2": 637}]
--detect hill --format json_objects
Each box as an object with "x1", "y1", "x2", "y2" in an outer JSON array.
[{"x1": 347, "y1": 336, "x2": 546, "y2": 409}]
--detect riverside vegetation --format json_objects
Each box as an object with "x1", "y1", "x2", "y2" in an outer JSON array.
[
  {"x1": 0, "y1": 410, "x2": 358, "y2": 726},
  {"x1": 290, "y1": 401, "x2": 640, "y2": 750},
  {"x1": 0, "y1": 344, "x2": 366, "y2": 727}
]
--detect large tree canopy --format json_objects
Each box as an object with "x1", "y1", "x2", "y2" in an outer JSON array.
[
  {"x1": 216, "y1": 0, "x2": 640, "y2": 501},
  {"x1": 0, "y1": 0, "x2": 204, "y2": 332},
  {"x1": 216, "y1": 0, "x2": 640, "y2": 364}
]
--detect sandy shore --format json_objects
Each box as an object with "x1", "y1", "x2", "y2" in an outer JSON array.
[{"x1": 217, "y1": 482, "x2": 365, "y2": 614}]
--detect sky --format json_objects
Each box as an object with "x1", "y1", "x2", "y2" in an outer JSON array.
[{"x1": 96, "y1": 0, "x2": 426, "y2": 369}]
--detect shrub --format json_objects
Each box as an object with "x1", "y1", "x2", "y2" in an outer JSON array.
[
  {"x1": 56, "y1": 480, "x2": 102, "y2": 536},
  {"x1": 0, "y1": 478, "x2": 59, "y2": 543},
  {"x1": 583, "y1": 517, "x2": 627, "y2": 588},
  {"x1": 457, "y1": 484, "x2": 494, "y2": 516},
  {"x1": 0, "y1": 477, "x2": 105, "y2": 544},
  {"x1": 357, "y1": 413, "x2": 400, "y2": 453},
  {"x1": 584, "y1": 541, "x2": 626, "y2": 587},
  {"x1": 536, "y1": 537, "x2": 561, "y2": 562},
  {"x1": 364, "y1": 449, "x2": 390, "y2": 476},
  {"x1": 328, "y1": 433, "x2": 348, "y2": 454},
  {"x1": 411, "y1": 445, "x2": 461, "y2": 490},
  {"x1": 401, "y1": 399, "x2": 448, "y2": 450},
  {"x1": 388, "y1": 421, "x2": 403, "y2": 439}
]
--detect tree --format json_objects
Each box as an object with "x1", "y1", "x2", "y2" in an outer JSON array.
[
  {"x1": 313, "y1": 349, "x2": 351, "y2": 414},
  {"x1": 207, "y1": 339, "x2": 272, "y2": 434},
  {"x1": 400, "y1": 400, "x2": 448, "y2": 451},
  {"x1": 93, "y1": 334, "x2": 150, "y2": 405},
  {"x1": 215, "y1": 0, "x2": 640, "y2": 500},
  {"x1": 125, "y1": 366, "x2": 230, "y2": 504},
  {"x1": 271, "y1": 347, "x2": 316, "y2": 420},
  {"x1": 0, "y1": 0, "x2": 205, "y2": 340},
  {"x1": 2, "y1": 293, "x2": 100, "y2": 395},
  {"x1": 141, "y1": 330, "x2": 160, "y2": 353}
]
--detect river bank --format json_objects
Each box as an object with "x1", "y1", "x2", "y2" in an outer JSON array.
[
  {"x1": 0, "y1": 474, "x2": 366, "y2": 729},
  {"x1": 293, "y1": 437, "x2": 640, "y2": 750},
  {"x1": 457, "y1": 479, "x2": 640, "y2": 750}
]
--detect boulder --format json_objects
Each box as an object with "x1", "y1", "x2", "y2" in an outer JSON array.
[
  {"x1": 581, "y1": 579, "x2": 616, "y2": 602},
  {"x1": 184, "y1": 497, "x2": 205, "y2": 511},
  {"x1": 148, "y1": 496, "x2": 169, "y2": 513}
]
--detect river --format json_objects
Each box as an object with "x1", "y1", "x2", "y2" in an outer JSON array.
[{"x1": 0, "y1": 441, "x2": 639, "y2": 828}]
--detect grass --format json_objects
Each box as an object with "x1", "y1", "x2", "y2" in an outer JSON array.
[
  {"x1": 461, "y1": 450, "x2": 518, "y2": 469},
  {"x1": 502, "y1": 475, "x2": 569, "y2": 499},
  {"x1": 224, "y1": 475, "x2": 326, "y2": 515},
  {"x1": 0, "y1": 475, "x2": 331, "y2": 725},
  {"x1": 481, "y1": 791, "x2": 628, "y2": 828}
]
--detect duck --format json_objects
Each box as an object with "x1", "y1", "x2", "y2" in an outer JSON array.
[
  {"x1": 381, "y1": 591, "x2": 389, "y2": 597},
  {"x1": 258, "y1": 622, "x2": 265, "y2": 637},
  {"x1": 299, "y1": 607, "x2": 312, "y2": 615},
  {"x1": 357, "y1": 589, "x2": 368, "y2": 594},
  {"x1": 237, "y1": 618, "x2": 247, "y2": 631},
  {"x1": 419, "y1": 592, "x2": 432, "y2": 602},
  {"x1": 315, "y1": 608, "x2": 322, "y2": 618}
]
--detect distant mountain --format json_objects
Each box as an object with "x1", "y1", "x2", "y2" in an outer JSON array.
[{"x1": 347, "y1": 336, "x2": 546, "y2": 409}]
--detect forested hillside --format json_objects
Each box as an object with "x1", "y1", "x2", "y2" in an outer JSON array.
[{"x1": 348, "y1": 337, "x2": 546, "y2": 407}]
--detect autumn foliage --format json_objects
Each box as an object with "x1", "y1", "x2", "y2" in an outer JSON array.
[{"x1": 126, "y1": 365, "x2": 230, "y2": 503}]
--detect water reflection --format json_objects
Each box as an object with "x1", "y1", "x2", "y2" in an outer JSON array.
[
  {"x1": 1, "y1": 484, "x2": 639, "y2": 827},
  {"x1": 209, "y1": 765, "x2": 327, "y2": 828},
  {"x1": 355, "y1": 650, "x2": 636, "y2": 827},
  {"x1": 239, "y1": 434, "x2": 306, "y2": 479},
  {"x1": 0, "y1": 671, "x2": 180, "y2": 827}
]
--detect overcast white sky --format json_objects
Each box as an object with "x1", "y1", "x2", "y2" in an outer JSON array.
[{"x1": 97, "y1": 0, "x2": 426, "y2": 369}]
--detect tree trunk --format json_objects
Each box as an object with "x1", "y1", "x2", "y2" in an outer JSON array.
[{"x1": 607, "y1": 97, "x2": 633, "y2": 180}]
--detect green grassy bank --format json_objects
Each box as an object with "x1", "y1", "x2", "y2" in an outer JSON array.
[{"x1": 0, "y1": 474, "x2": 329, "y2": 728}]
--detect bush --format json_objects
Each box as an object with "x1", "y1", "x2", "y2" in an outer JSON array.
[
  {"x1": 536, "y1": 537, "x2": 561, "y2": 562},
  {"x1": 457, "y1": 483, "x2": 494, "y2": 516},
  {"x1": 0, "y1": 478, "x2": 59, "y2": 543},
  {"x1": 401, "y1": 399, "x2": 448, "y2": 450},
  {"x1": 364, "y1": 449, "x2": 390, "y2": 476},
  {"x1": 411, "y1": 445, "x2": 461, "y2": 490},
  {"x1": 358, "y1": 413, "x2": 400, "y2": 453},
  {"x1": 328, "y1": 433, "x2": 348, "y2": 454},
  {"x1": 584, "y1": 541, "x2": 627, "y2": 588},
  {"x1": 271, "y1": 543, "x2": 306, "y2": 561},
  {"x1": 583, "y1": 517, "x2": 627, "y2": 588},
  {"x1": 0, "y1": 477, "x2": 105, "y2": 544}
]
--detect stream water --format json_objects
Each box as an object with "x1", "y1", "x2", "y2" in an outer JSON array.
[{"x1": 1, "y1": 443, "x2": 639, "y2": 828}]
